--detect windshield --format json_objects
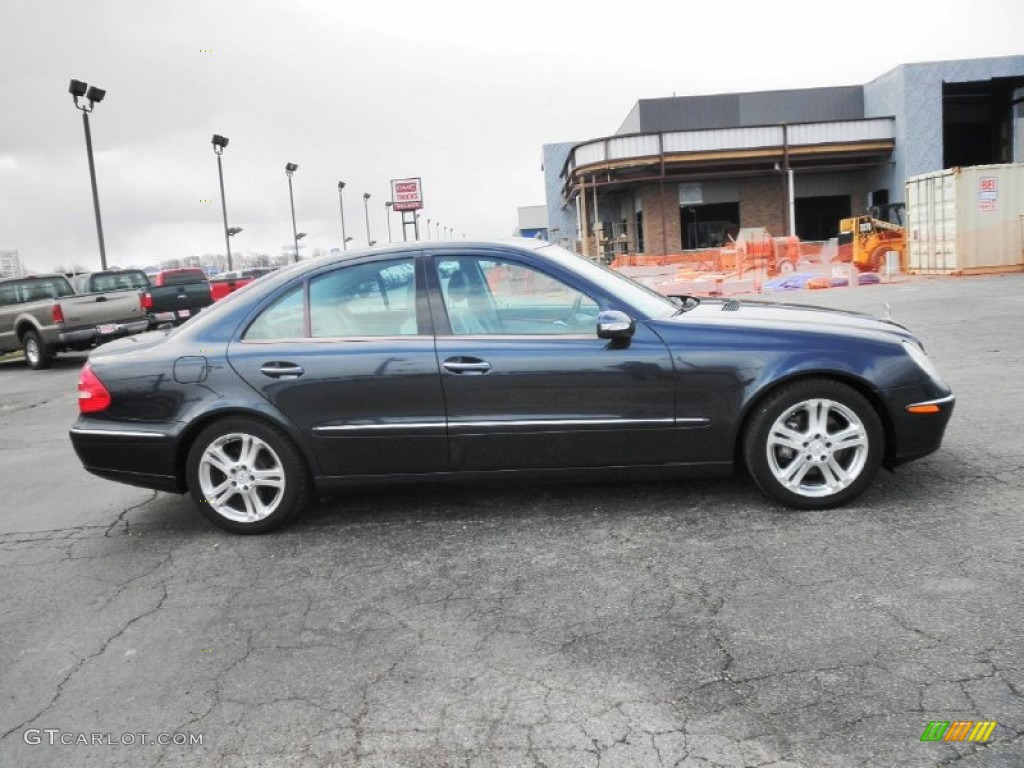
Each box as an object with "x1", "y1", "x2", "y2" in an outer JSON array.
[
  {"x1": 90, "y1": 271, "x2": 150, "y2": 292},
  {"x1": 536, "y1": 243, "x2": 677, "y2": 319},
  {"x1": 161, "y1": 269, "x2": 208, "y2": 285}
]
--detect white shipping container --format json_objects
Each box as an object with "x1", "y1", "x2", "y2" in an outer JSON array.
[{"x1": 906, "y1": 163, "x2": 1024, "y2": 274}]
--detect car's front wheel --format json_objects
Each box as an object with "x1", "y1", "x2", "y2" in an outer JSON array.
[
  {"x1": 743, "y1": 379, "x2": 884, "y2": 509},
  {"x1": 186, "y1": 417, "x2": 311, "y2": 533}
]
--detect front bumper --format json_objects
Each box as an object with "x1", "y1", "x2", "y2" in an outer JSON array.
[{"x1": 887, "y1": 389, "x2": 956, "y2": 467}]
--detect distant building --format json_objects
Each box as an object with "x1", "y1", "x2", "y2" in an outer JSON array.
[
  {"x1": 0, "y1": 250, "x2": 25, "y2": 277},
  {"x1": 515, "y1": 206, "x2": 549, "y2": 241},
  {"x1": 543, "y1": 55, "x2": 1024, "y2": 258}
]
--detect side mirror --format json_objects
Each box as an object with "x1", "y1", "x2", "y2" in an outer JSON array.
[{"x1": 596, "y1": 310, "x2": 635, "y2": 340}]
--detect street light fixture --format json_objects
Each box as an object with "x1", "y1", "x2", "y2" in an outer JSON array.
[
  {"x1": 337, "y1": 181, "x2": 349, "y2": 250},
  {"x1": 285, "y1": 163, "x2": 300, "y2": 263},
  {"x1": 384, "y1": 200, "x2": 393, "y2": 244},
  {"x1": 362, "y1": 192, "x2": 373, "y2": 246},
  {"x1": 211, "y1": 134, "x2": 238, "y2": 270},
  {"x1": 69, "y1": 78, "x2": 109, "y2": 270}
]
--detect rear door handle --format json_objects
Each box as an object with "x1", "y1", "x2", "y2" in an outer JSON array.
[
  {"x1": 260, "y1": 362, "x2": 305, "y2": 379},
  {"x1": 442, "y1": 357, "x2": 491, "y2": 374}
]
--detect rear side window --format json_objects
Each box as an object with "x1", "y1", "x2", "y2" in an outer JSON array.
[
  {"x1": 4, "y1": 277, "x2": 75, "y2": 303},
  {"x1": 309, "y1": 259, "x2": 417, "y2": 337},
  {"x1": 243, "y1": 286, "x2": 305, "y2": 340},
  {"x1": 0, "y1": 284, "x2": 18, "y2": 306}
]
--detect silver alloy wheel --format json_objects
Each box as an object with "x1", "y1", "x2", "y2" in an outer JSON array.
[
  {"x1": 198, "y1": 432, "x2": 286, "y2": 523},
  {"x1": 765, "y1": 397, "x2": 869, "y2": 498},
  {"x1": 25, "y1": 336, "x2": 39, "y2": 366}
]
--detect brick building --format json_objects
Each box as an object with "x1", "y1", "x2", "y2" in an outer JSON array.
[{"x1": 542, "y1": 56, "x2": 1024, "y2": 259}]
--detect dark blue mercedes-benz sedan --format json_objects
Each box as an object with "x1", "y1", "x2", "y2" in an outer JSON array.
[{"x1": 70, "y1": 239, "x2": 954, "y2": 533}]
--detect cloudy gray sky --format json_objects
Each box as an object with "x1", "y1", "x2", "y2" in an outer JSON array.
[{"x1": 2, "y1": 0, "x2": 1022, "y2": 272}]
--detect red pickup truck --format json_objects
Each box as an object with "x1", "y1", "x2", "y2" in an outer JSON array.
[{"x1": 209, "y1": 268, "x2": 276, "y2": 301}]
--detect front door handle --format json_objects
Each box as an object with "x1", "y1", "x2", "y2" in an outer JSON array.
[
  {"x1": 442, "y1": 357, "x2": 491, "y2": 374},
  {"x1": 260, "y1": 362, "x2": 305, "y2": 379}
]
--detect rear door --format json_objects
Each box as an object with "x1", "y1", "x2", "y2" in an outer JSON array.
[
  {"x1": 428, "y1": 251, "x2": 677, "y2": 472},
  {"x1": 227, "y1": 254, "x2": 447, "y2": 477}
]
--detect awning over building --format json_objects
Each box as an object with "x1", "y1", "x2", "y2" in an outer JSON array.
[{"x1": 561, "y1": 118, "x2": 896, "y2": 201}]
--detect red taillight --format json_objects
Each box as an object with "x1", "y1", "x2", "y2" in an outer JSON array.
[
  {"x1": 142, "y1": 291, "x2": 153, "y2": 309},
  {"x1": 52, "y1": 304, "x2": 65, "y2": 324},
  {"x1": 78, "y1": 364, "x2": 112, "y2": 414}
]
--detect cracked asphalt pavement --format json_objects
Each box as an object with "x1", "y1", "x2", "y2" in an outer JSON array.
[{"x1": 1, "y1": 274, "x2": 1022, "y2": 767}]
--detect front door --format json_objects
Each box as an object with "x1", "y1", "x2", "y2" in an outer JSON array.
[{"x1": 429, "y1": 253, "x2": 676, "y2": 472}]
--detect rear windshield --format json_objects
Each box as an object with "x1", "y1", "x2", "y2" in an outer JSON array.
[
  {"x1": 160, "y1": 269, "x2": 208, "y2": 285},
  {"x1": 86, "y1": 271, "x2": 150, "y2": 292},
  {"x1": 0, "y1": 276, "x2": 75, "y2": 306}
]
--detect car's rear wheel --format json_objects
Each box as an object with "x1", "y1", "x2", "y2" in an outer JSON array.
[
  {"x1": 743, "y1": 379, "x2": 883, "y2": 509},
  {"x1": 186, "y1": 417, "x2": 311, "y2": 533},
  {"x1": 22, "y1": 330, "x2": 53, "y2": 370}
]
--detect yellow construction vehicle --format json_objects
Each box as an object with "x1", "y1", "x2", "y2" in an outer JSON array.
[{"x1": 837, "y1": 216, "x2": 906, "y2": 272}]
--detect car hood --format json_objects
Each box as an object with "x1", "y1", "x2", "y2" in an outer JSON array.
[{"x1": 660, "y1": 298, "x2": 916, "y2": 342}]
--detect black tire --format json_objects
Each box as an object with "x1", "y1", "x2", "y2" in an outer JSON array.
[
  {"x1": 22, "y1": 330, "x2": 53, "y2": 370},
  {"x1": 186, "y1": 416, "x2": 311, "y2": 534},
  {"x1": 743, "y1": 379, "x2": 884, "y2": 509}
]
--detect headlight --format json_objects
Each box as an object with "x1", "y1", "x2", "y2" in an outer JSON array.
[{"x1": 902, "y1": 340, "x2": 946, "y2": 387}]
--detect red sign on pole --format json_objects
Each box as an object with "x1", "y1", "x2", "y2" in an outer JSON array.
[{"x1": 391, "y1": 177, "x2": 424, "y2": 211}]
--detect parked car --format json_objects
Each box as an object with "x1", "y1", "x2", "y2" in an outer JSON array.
[
  {"x1": 209, "y1": 268, "x2": 276, "y2": 302},
  {"x1": 0, "y1": 273, "x2": 149, "y2": 369},
  {"x1": 69, "y1": 240, "x2": 954, "y2": 533},
  {"x1": 143, "y1": 268, "x2": 213, "y2": 327}
]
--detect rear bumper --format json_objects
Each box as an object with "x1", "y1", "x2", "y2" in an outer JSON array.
[
  {"x1": 69, "y1": 424, "x2": 184, "y2": 493},
  {"x1": 59, "y1": 319, "x2": 150, "y2": 345},
  {"x1": 147, "y1": 307, "x2": 207, "y2": 327}
]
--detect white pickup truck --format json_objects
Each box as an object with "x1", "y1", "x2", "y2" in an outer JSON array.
[{"x1": 0, "y1": 273, "x2": 149, "y2": 369}]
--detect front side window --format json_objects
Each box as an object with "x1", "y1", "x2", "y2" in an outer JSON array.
[
  {"x1": 436, "y1": 257, "x2": 599, "y2": 335},
  {"x1": 310, "y1": 258, "x2": 417, "y2": 337}
]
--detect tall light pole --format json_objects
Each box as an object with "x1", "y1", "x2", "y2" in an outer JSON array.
[
  {"x1": 427, "y1": 217, "x2": 431, "y2": 240},
  {"x1": 337, "y1": 181, "x2": 349, "y2": 250},
  {"x1": 285, "y1": 163, "x2": 299, "y2": 262},
  {"x1": 68, "y1": 79, "x2": 108, "y2": 270},
  {"x1": 227, "y1": 227, "x2": 242, "y2": 272},
  {"x1": 363, "y1": 192, "x2": 373, "y2": 246},
  {"x1": 211, "y1": 134, "x2": 235, "y2": 270},
  {"x1": 436, "y1": 221, "x2": 442, "y2": 240},
  {"x1": 384, "y1": 201, "x2": 393, "y2": 244},
  {"x1": 415, "y1": 213, "x2": 421, "y2": 240}
]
